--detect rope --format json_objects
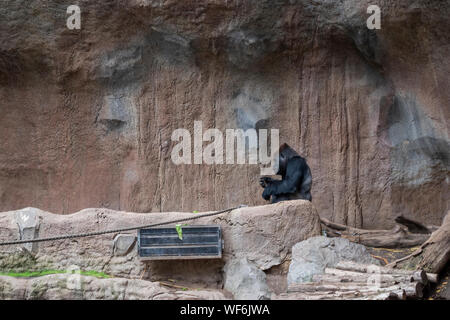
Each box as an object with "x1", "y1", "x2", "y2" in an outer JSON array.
[{"x1": 0, "y1": 205, "x2": 246, "y2": 246}]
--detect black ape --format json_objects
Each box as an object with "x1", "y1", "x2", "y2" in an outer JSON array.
[{"x1": 259, "y1": 143, "x2": 312, "y2": 203}]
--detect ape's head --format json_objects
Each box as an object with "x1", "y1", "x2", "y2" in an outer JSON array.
[{"x1": 276, "y1": 143, "x2": 300, "y2": 176}]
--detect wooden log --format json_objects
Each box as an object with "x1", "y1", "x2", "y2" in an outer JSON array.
[
  {"x1": 386, "y1": 212, "x2": 450, "y2": 274},
  {"x1": 322, "y1": 267, "x2": 428, "y2": 285},
  {"x1": 273, "y1": 292, "x2": 361, "y2": 300},
  {"x1": 411, "y1": 270, "x2": 428, "y2": 286},
  {"x1": 288, "y1": 282, "x2": 410, "y2": 300},
  {"x1": 313, "y1": 273, "x2": 404, "y2": 286},
  {"x1": 335, "y1": 261, "x2": 408, "y2": 274},
  {"x1": 326, "y1": 266, "x2": 403, "y2": 277},
  {"x1": 334, "y1": 261, "x2": 436, "y2": 285},
  {"x1": 335, "y1": 261, "x2": 423, "y2": 276},
  {"x1": 359, "y1": 289, "x2": 406, "y2": 300},
  {"x1": 394, "y1": 216, "x2": 432, "y2": 234},
  {"x1": 373, "y1": 289, "x2": 407, "y2": 300},
  {"x1": 276, "y1": 289, "x2": 406, "y2": 300},
  {"x1": 403, "y1": 282, "x2": 424, "y2": 299},
  {"x1": 289, "y1": 280, "x2": 419, "y2": 300},
  {"x1": 288, "y1": 282, "x2": 375, "y2": 292},
  {"x1": 388, "y1": 289, "x2": 407, "y2": 300},
  {"x1": 426, "y1": 273, "x2": 439, "y2": 284},
  {"x1": 288, "y1": 281, "x2": 404, "y2": 293},
  {"x1": 320, "y1": 217, "x2": 430, "y2": 248}
]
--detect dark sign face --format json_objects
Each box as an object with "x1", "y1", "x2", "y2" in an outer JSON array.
[{"x1": 138, "y1": 225, "x2": 222, "y2": 261}]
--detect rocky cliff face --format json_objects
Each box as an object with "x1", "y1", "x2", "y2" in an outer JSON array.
[{"x1": 0, "y1": 0, "x2": 448, "y2": 228}]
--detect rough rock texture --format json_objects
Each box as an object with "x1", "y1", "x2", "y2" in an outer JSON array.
[
  {"x1": 287, "y1": 236, "x2": 380, "y2": 285},
  {"x1": 0, "y1": 200, "x2": 321, "y2": 287},
  {"x1": 0, "y1": 1, "x2": 449, "y2": 228},
  {"x1": 113, "y1": 234, "x2": 136, "y2": 256},
  {"x1": 223, "y1": 258, "x2": 271, "y2": 300},
  {"x1": 0, "y1": 274, "x2": 226, "y2": 300},
  {"x1": 15, "y1": 207, "x2": 40, "y2": 253}
]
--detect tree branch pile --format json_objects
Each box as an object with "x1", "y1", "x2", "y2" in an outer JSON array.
[
  {"x1": 320, "y1": 215, "x2": 437, "y2": 248},
  {"x1": 386, "y1": 212, "x2": 450, "y2": 274},
  {"x1": 287, "y1": 261, "x2": 438, "y2": 300}
]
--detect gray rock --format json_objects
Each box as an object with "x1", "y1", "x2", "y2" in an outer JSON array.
[
  {"x1": 113, "y1": 234, "x2": 136, "y2": 256},
  {"x1": 97, "y1": 45, "x2": 143, "y2": 81},
  {"x1": 0, "y1": 274, "x2": 227, "y2": 300},
  {"x1": 223, "y1": 258, "x2": 271, "y2": 300},
  {"x1": 287, "y1": 236, "x2": 380, "y2": 285},
  {"x1": 14, "y1": 208, "x2": 40, "y2": 253},
  {"x1": 98, "y1": 95, "x2": 131, "y2": 130},
  {"x1": 223, "y1": 201, "x2": 322, "y2": 270}
]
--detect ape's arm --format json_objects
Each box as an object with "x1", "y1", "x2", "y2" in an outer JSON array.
[{"x1": 262, "y1": 157, "x2": 303, "y2": 199}]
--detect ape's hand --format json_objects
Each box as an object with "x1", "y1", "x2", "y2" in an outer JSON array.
[{"x1": 259, "y1": 176, "x2": 274, "y2": 188}]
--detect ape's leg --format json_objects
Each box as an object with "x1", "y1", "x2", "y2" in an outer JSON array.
[
  {"x1": 299, "y1": 192, "x2": 312, "y2": 201},
  {"x1": 299, "y1": 165, "x2": 312, "y2": 202},
  {"x1": 271, "y1": 194, "x2": 291, "y2": 204}
]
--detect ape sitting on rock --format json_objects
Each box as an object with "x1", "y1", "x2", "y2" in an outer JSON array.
[{"x1": 259, "y1": 143, "x2": 312, "y2": 203}]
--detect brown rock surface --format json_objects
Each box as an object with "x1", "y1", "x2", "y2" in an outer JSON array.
[{"x1": 0, "y1": 1, "x2": 448, "y2": 228}]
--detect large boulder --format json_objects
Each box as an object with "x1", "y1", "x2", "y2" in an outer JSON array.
[
  {"x1": 223, "y1": 258, "x2": 271, "y2": 300},
  {"x1": 287, "y1": 236, "x2": 380, "y2": 285},
  {"x1": 14, "y1": 208, "x2": 40, "y2": 253},
  {"x1": 221, "y1": 201, "x2": 322, "y2": 270},
  {"x1": 113, "y1": 234, "x2": 136, "y2": 256},
  {"x1": 0, "y1": 200, "x2": 321, "y2": 286}
]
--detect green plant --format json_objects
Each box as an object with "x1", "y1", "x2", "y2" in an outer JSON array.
[
  {"x1": 175, "y1": 224, "x2": 188, "y2": 240},
  {"x1": 0, "y1": 269, "x2": 111, "y2": 279}
]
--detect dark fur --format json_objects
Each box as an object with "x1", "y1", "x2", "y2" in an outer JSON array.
[{"x1": 259, "y1": 143, "x2": 312, "y2": 203}]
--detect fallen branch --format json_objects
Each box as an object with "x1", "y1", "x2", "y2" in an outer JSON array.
[
  {"x1": 321, "y1": 267, "x2": 428, "y2": 285},
  {"x1": 387, "y1": 212, "x2": 450, "y2": 274},
  {"x1": 335, "y1": 261, "x2": 437, "y2": 283},
  {"x1": 320, "y1": 217, "x2": 431, "y2": 248},
  {"x1": 275, "y1": 289, "x2": 406, "y2": 300},
  {"x1": 159, "y1": 281, "x2": 191, "y2": 290},
  {"x1": 288, "y1": 282, "x2": 409, "y2": 300},
  {"x1": 287, "y1": 260, "x2": 435, "y2": 300},
  {"x1": 394, "y1": 216, "x2": 434, "y2": 234}
]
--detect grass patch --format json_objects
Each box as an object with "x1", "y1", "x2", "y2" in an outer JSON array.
[{"x1": 0, "y1": 269, "x2": 111, "y2": 278}]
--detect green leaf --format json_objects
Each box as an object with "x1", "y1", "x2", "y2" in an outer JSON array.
[
  {"x1": 193, "y1": 210, "x2": 199, "y2": 213},
  {"x1": 175, "y1": 224, "x2": 183, "y2": 240},
  {"x1": 175, "y1": 224, "x2": 188, "y2": 240}
]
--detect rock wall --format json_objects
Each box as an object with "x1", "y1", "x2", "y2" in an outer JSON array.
[
  {"x1": 0, "y1": 1, "x2": 448, "y2": 228},
  {"x1": 0, "y1": 200, "x2": 321, "y2": 289},
  {"x1": 0, "y1": 274, "x2": 228, "y2": 300}
]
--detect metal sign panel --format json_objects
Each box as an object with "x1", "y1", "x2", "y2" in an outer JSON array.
[{"x1": 138, "y1": 225, "x2": 222, "y2": 260}]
